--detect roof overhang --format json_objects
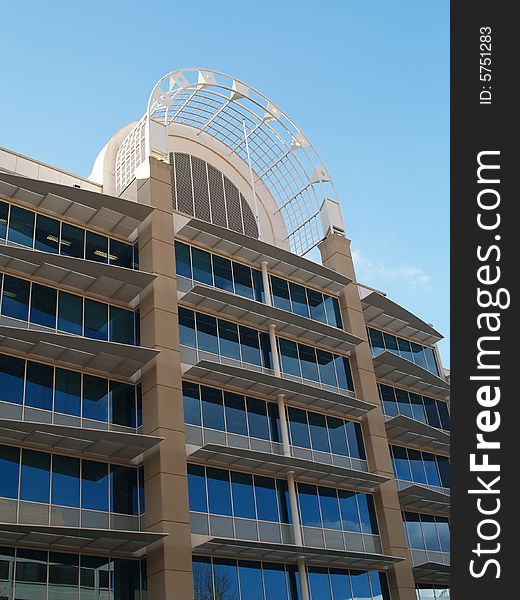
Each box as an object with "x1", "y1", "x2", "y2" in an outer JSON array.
[
  {"x1": 398, "y1": 483, "x2": 450, "y2": 516},
  {"x1": 0, "y1": 172, "x2": 153, "y2": 238},
  {"x1": 188, "y1": 444, "x2": 388, "y2": 491},
  {"x1": 0, "y1": 418, "x2": 162, "y2": 464},
  {"x1": 192, "y1": 536, "x2": 404, "y2": 570},
  {"x1": 182, "y1": 359, "x2": 374, "y2": 418},
  {"x1": 179, "y1": 284, "x2": 361, "y2": 353},
  {"x1": 360, "y1": 290, "x2": 442, "y2": 345},
  {"x1": 0, "y1": 245, "x2": 155, "y2": 304},
  {"x1": 176, "y1": 218, "x2": 351, "y2": 293},
  {"x1": 384, "y1": 415, "x2": 450, "y2": 455},
  {"x1": 372, "y1": 351, "x2": 450, "y2": 400},
  {"x1": 0, "y1": 325, "x2": 158, "y2": 378},
  {"x1": 413, "y1": 562, "x2": 450, "y2": 585},
  {"x1": 0, "y1": 522, "x2": 165, "y2": 558}
]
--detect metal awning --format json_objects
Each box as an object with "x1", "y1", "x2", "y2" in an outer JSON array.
[
  {"x1": 176, "y1": 218, "x2": 351, "y2": 294},
  {"x1": 183, "y1": 359, "x2": 374, "y2": 418},
  {"x1": 0, "y1": 172, "x2": 153, "y2": 238},
  {"x1": 372, "y1": 352, "x2": 450, "y2": 400},
  {"x1": 192, "y1": 536, "x2": 404, "y2": 570},
  {"x1": 398, "y1": 484, "x2": 450, "y2": 516},
  {"x1": 0, "y1": 418, "x2": 162, "y2": 464},
  {"x1": 188, "y1": 444, "x2": 388, "y2": 491},
  {"x1": 0, "y1": 245, "x2": 155, "y2": 304},
  {"x1": 360, "y1": 290, "x2": 442, "y2": 345},
  {"x1": 0, "y1": 325, "x2": 158, "y2": 378},
  {"x1": 385, "y1": 415, "x2": 450, "y2": 454},
  {"x1": 413, "y1": 562, "x2": 450, "y2": 585},
  {"x1": 0, "y1": 522, "x2": 165, "y2": 558},
  {"x1": 179, "y1": 285, "x2": 362, "y2": 354}
]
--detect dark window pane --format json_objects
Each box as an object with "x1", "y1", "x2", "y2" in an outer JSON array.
[
  {"x1": 308, "y1": 412, "x2": 330, "y2": 453},
  {"x1": 397, "y1": 337, "x2": 413, "y2": 362},
  {"x1": 271, "y1": 276, "x2": 291, "y2": 312},
  {"x1": 411, "y1": 342, "x2": 428, "y2": 370},
  {"x1": 83, "y1": 375, "x2": 108, "y2": 422},
  {"x1": 110, "y1": 306, "x2": 135, "y2": 344},
  {"x1": 317, "y1": 349, "x2": 337, "y2": 387},
  {"x1": 288, "y1": 407, "x2": 310, "y2": 449},
  {"x1": 188, "y1": 464, "x2": 207, "y2": 512},
  {"x1": 232, "y1": 262, "x2": 254, "y2": 299},
  {"x1": 324, "y1": 296, "x2": 343, "y2": 329},
  {"x1": 437, "y1": 517, "x2": 450, "y2": 552},
  {"x1": 327, "y1": 417, "x2": 349, "y2": 457},
  {"x1": 368, "y1": 328, "x2": 385, "y2": 356},
  {"x1": 218, "y1": 320, "x2": 240, "y2": 360},
  {"x1": 7, "y1": 205, "x2": 34, "y2": 247},
  {"x1": 174, "y1": 241, "x2": 192, "y2": 279},
  {"x1": 380, "y1": 385, "x2": 398, "y2": 417},
  {"x1": 391, "y1": 446, "x2": 412, "y2": 481},
  {"x1": 80, "y1": 556, "x2": 111, "y2": 594},
  {"x1": 34, "y1": 214, "x2": 60, "y2": 253},
  {"x1": 57, "y1": 292, "x2": 83, "y2": 335},
  {"x1": 307, "y1": 288, "x2": 327, "y2": 324},
  {"x1": 192, "y1": 247, "x2": 213, "y2": 286},
  {"x1": 345, "y1": 422, "x2": 366, "y2": 460},
  {"x1": 298, "y1": 483, "x2": 321, "y2": 527},
  {"x1": 424, "y1": 397, "x2": 442, "y2": 429},
  {"x1": 298, "y1": 344, "x2": 319, "y2": 382},
  {"x1": 224, "y1": 392, "x2": 248, "y2": 436},
  {"x1": 251, "y1": 268, "x2": 264, "y2": 303},
  {"x1": 111, "y1": 465, "x2": 138, "y2": 515},
  {"x1": 136, "y1": 385, "x2": 142, "y2": 429},
  {"x1": 212, "y1": 254, "x2": 233, "y2": 292},
  {"x1": 395, "y1": 388, "x2": 413, "y2": 418},
  {"x1": 279, "y1": 338, "x2": 301, "y2": 377},
  {"x1": 239, "y1": 326, "x2": 261, "y2": 366},
  {"x1": 409, "y1": 393, "x2": 427, "y2": 423},
  {"x1": 86, "y1": 231, "x2": 109, "y2": 263},
  {"x1": 183, "y1": 381, "x2": 201, "y2": 426},
  {"x1": 20, "y1": 449, "x2": 50, "y2": 503},
  {"x1": 231, "y1": 472, "x2": 255, "y2": 519},
  {"x1": 437, "y1": 456, "x2": 450, "y2": 487},
  {"x1": 403, "y1": 512, "x2": 425, "y2": 549},
  {"x1": 357, "y1": 493, "x2": 379, "y2": 534},
  {"x1": 133, "y1": 244, "x2": 139, "y2": 270},
  {"x1": 25, "y1": 361, "x2": 53, "y2": 410},
  {"x1": 54, "y1": 368, "x2": 81, "y2": 416},
  {"x1": 1, "y1": 275, "x2": 29, "y2": 321},
  {"x1": 179, "y1": 307, "x2": 196, "y2": 347},
  {"x1": 437, "y1": 401, "x2": 451, "y2": 431},
  {"x1": 277, "y1": 479, "x2": 292, "y2": 524},
  {"x1": 308, "y1": 567, "x2": 332, "y2": 600},
  {"x1": 0, "y1": 444, "x2": 20, "y2": 499},
  {"x1": 13, "y1": 549, "x2": 48, "y2": 597},
  {"x1": 422, "y1": 452, "x2": 441, "y2": 487},
  {"x1": 263, "y1": 563, "x2": 288, "y2": 600},
  {"x1": 110, "y1": 239, "x2": 133, "y2": 268},
  {"x1": 408, "y1": 449, "x2": 428, "y2": 485},
  {"x1": 259, "y1": 332, "x2": 272, "y2": 369},
  {"x1": 246, "y1": 397, "x2": 270, "y2": 440},
  {"x1": 318, "y1": 487, "x2": 341, "y2": 530},
  {"x1": 289, "y1": 282, "x2": 310, "y2": 318},
  {"x1": 207, "y1": 467, "x2": 232, "y2": 516},
  {"x1": 268, "y1": 402, "x2": 281, "y2": 443},
  {"x1": 29, "y1": 283, "x2": 57, "y2": 328},
  {"x1": 383, "y1": 333, "x2": 399, "y2": 354},
  {"x1": 0, "y1": 354, "x2": 24, "y2": 405},
  {"x1": 334, "y1": 355, "x2": 354, "y2": 391},
  {"x1": 60, "y1": 223, "x2": 85, "y2": 258},
  {"x1": 421, "y1": 514, "x2": 441, "y2": 551},
  {"x1": 254, "y1": 475, "x2": 279, "y2": 522},
  {"x1": 82, "y1": 460, "x2": 109, "y2": 511},
  {"x1": 196, "y1": 312, "x2": 218, "y2": 354},
  {"x1": 424, "y1": 347, "x2": 440, "y2": 376},
  {"x1": 110, "y1": 381, "x2": 136, "y2": 428},
  {"x1": 338, "y1": 489, "x2": 361, "y2": 532},
  {"x1": 49, "y1": 552, "x2": 79, "y2": 590},
  {"x1": 84, "y1": 299, "x2": 108, "y2": 340},
  {"x1": 201, "y1": 386, "x2": 225, "y2": 431},
  {"x1": 51, "y1": 455, "x2": 80, "y2": 507},
  {"x1": 0, "y1": 201, "x2": 8, "y2": 240}
]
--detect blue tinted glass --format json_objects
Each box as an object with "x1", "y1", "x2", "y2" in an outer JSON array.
[
  {"x1": 246, "y1": 397, "x2": 270, "y2": 440},
  {"x1": 213, "y1": 559, "x2": 240, "y2": 600},
  {"x1": 218, "y1": 320, "x2": 240, "y2": 360},
  {"x1": 191, "y1": 247, "x2": 213, "y2": 286},
  {"x1": 279, "y1": 339, "x2": 301, "y2": 377},
  {"x1": 259, "y1": 332, "x2": 272, "y2": 369},
  {"x1": 82, "y1": 460, "x2": 109, "y2": 511},
  {"x1": 423, "y1": 397, "x2": 441, "y2": 429},
  {"x1": 318, "y1": 487, "x2": 341, "y2": 530},
  {"x1": 368, "y1": 328, "x2": 385, "y2": 356},
  {"x1": 409, "y1": 393, "x2": 427, "y2": 423},
  {"x1": 395, "y1": 389, "x2": 413, "y2": 418},
  {"x1": 51, "y1": 455, "x2": 80, "y2": 507},
  {"x1": 57, "y1": 292, "x2": 83, "y2": 335},
  {"x1": 183, "y1": 382, "x2": 201, "y2": 426},
  {"x1": 325, "y1": 296, "x2": 343, "y2": 329},
  {"x1": 421, "y1": 514, "x2": 441, "y2": 551},
  {"x1": 174, "y1": 241, "x2": 192, "y2": 279},
  {"x1": 268, "y1": 402, "x2": 281, "y2": 443},
  {"x1": 232, "y1": 262, "x2": 254, "y2": 300},
  {"x1": 84, "y1": 299, "x2": 108, "y2": 340},
  {"x1": 334, "y1": 356, "x2": 354, "y2": 391},
  {"x1": 238, "y1": 561, "x2": 264, "y2": 600},
  {"x1": 403, "y1": 512, "x2": 425, "y2": 549},
  {"x1": 298, "y1": 483, "x2": 321, "y2": 527},
  {"x1": 254, "y1": 476, "x2": 279, "y2": 522},
  {"x1": 408, "y1": 449, "x2": 428, "y2": 484},
  {"x1": 212, "y1": 254, "x2": 234, "y2": 293},
  {"x1": 0, "y1": 354, "x2": 24, "y2": 405},
  {"x1": 54, "y1": 368, "x2": 81, "y2": 416},
  {"x1": 7, "y1": 205, "x2": 34, "y2": 247},
  {"x1": 136, "y1": 385, "x2": 142, "y2": 429},
  {"x1": 350, "y1": 571, "x2": 372, "y2": 600},
  {"x1": 2, "y1": 275, "x2": 29, "y2": 321},
  {"x1": 317, "y1": 350, "x2": 337, "y2": 387},
  {"x1": 357, "y1": 493, "x2": 379, "y2": 534},
  {"x1": 0, "y1": 444, "x2": 20, "y2": 499},
  {"x1": 110, "y1": 381, "x2": 136, "y2": 428},
  {"x1": 109, "y1": 239, "x2": 133, "y2": 269},
  {"x1": 338, "y1": 490, "x2": 361, "y2": 532},
  {"x1": 231, "y1": 472, "x2": 255, "y2": 519},
  {"x1": 379, "y1": 385, "x2": 398, "y2": 417},
  {"x1": 391, "y1": 446, "x2": 412, "y2": 481},
  {"x1": 60, "y1": 223, "x2": 85, "y2": 258},
  {"x1": 109, "y1": 306, "x2": 135, "y2": 345},
  {"x1": 422, "y1": 452, "x2": 441, "y2": 487},
  {"x1": 83, "y1": 375, "x2": 108, "y2": 422},
  {"x1": 25, "y1": 361, "x2": 53, "y2": 410},
  {"x1": 308, "y1": 567, "x2": 332, "y2": 600},
  {"x1": 86, "y1": 231, "x2": 108, "y2": 263},
  {"x1": 424, "y1": 347, "x2": 440, "y2": 375},
  {"x1": 308, "y1": 412, "x2": 330, "y2": 453},
  {"x1": 369, "y1": 572, "x2": 386, "y2": 600},
  {"x1": 307, "y1": 289, "x2": 327, "y2": 324},
  {"x1": 437, "y1": 456, "x2": 450, "y2": 487},
  {"x1": 330, "y1": 569, "x2": 353, "y2": 600},
  {"x1": 196, "y1": 313, "x2": 218, "y2": 354},
  {"x1": 271, "y1": 276, "x2": 291, "y2": 312},
  {"x1": 207, "y1": 468, "x2": 232, "y2": 516},
  {"x1": 383, "y1": 333, "x2": 399, "y2": 354},
  {"x1": 345, "y1": 422, "x2": 366, "y2": 460},
  {"x1": 289, "y1": 283, "x2": 310, "y2": 318},
  {"x1": 111, "y1": 465, "x2": 138, "y2": 515},
  {"x1": 436, "y1": 517, "x2": 450, "y2": 552},
  {"x1": 411, "y1": 342, "x2": 428, "y2": 370},
  {"x1": 327, "y1": 417, "x2": 349, "y2": 456},
  {"x1": 298, "y1": 344, "x2": 319, "y2": 382},
  {"x1": 29, "y1": 283, "x2": 57, "y2": 328},
  {"x1": 263, "y1": 563, "x2": 288, "y2": 600},
  {"x1": 397, "y1": 337, "x2": 413, "y2": 362},
  {"x1": 288, "y1": 407, "x2": 310, "y2": 449},
  {"x1": 277, "y1": 479, "x2": 291, "y2": 524},
  {"x1": 251, "y1": 269, "x2": 264, "y2": 303},
  {"x1": 201, "y1": 386, "x2": 225, "y2": 431},
  {"x1": 20, "y1": 449, "x2": 50, "y2": 503},
  {"x1": 188, "y1": 464, "x2": 207, "y2": 512},
  {"x1": 0, "y1": 201, "x2": 7, "y2": 239},
  {"x1": 437, "y1": 401, "x2": 451, "y2": 430},
  {"x1": 179, "y1": 307, "x2": 196, "y2": 347},
  {"x1": 239, "y1": 326, "x2": 261, "y2": 366},
  {"x1": 224, "y1": 392, "x2": 248, "y2": 436}
]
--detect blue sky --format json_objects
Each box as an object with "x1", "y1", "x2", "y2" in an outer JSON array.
[{"x1": 0, "y1": 0, "x2": 449, "y2": 363}]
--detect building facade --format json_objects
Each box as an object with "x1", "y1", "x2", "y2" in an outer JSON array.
[{"x1": 0, "y1": 68, "x2": 449, "y2": 599}]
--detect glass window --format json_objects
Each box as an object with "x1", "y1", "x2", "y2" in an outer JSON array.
[
  {"x1": 380, "y1": 385, "x2": 398, "y2": 417},
  {"x1": 192, "y1": 556, "x2": 213, "y2": 600},
  {"x1": 174, "y1": 241, "x2": 192, "y2": 279},
  {"x1": 83, "y1": 375, "x2": 108, "y2": 422},
  {"x1": 34, "y1": 214, "x2": 60, "y2": 253},
  {"x1": 277, "y1": 480, "x2": 291, "y2": 524},
  {"x1": 109, "y1": 306, "x2": 135, "y2": 345},
  {"x1": 422, "y1": 453, "x2": 442, "y2": 487},
  {"x1": 298, "y1": 344, "x2": 319, "y2": 383},
  {"x1": 411, "y1": 342, "x2": 428, "y2": 370},
  {"x1": 437, "y1": 517, "x2": 450, "y2": 552},
  {"x1": 395, "y1": 388, "x2": 413, "y2": 418},
  {"x1": 196, "y1": 313, "x2": 218, "y2": 354},
  {"x1": 20, "y1": 449, "x2": 50, "y2": 503},
  {"x1": 224, "y1": 392, "x2": 248, "y2": 436},
  {"x1": 288, "y1": 408, "x2": 310, "y2": 449},
  {"x1": 309, "y1": 567, "x2": 332, "y2": 600},
  {"x1": 268, "y1": 402, "x2": 281, "y2": 444},
  {"x1": 357, "y1": 493, "x2": 379, "y2": 534},
  {"x1": 29, "y1": 283, "x2": 57, "y2": 329},
  {"x1": 111, "y1": 465, "x2": 138, "y2": 515},
  {"x1": 408, "y1": 449, "x2": 428, "y2": 485},
  {"x1": 110, "y1": 381, "x2": 136, "y2": 428},
  {"x1": 271, "y1": 276, "x2": 291, "y2": 312},
  {"x1": 14, "y1": 549, "x2": 48, "y2": 598},
  {"x1": 25, "y1": 361, "x2": 53, "y2": 410},
  {"x1": 259, "y1": 332, "x2": 272, "y2": 369},
  {"x1": 239, "y1": 326, "x2": 261, "y2": 366},
  {"x1": 329, "y1": 569, "x2": 353, "y2": 600},
  {"x1": 188, "y1": 464, "x2": 207, "y2": 513},
  {"x1": 327, "y1": 417, "x2": 349, "y2": 457},
  {"x1": 238, "y1": 560, "x2": 264, "y2": 600},
  {"x1": 345, "y1": 422, "x2": 366, "y2": 460},
  {"x1": 179, "y1": 307, "x2": 196, "y2": 348},
  {"x1": 212, "y1": 254, "x2": 234, "y2": 293},
  {"x1": 334, "y1": 355, "x2": 354, "y2": 391},
  {"x1": 409, "y1": 393, "x2": 427, "y2": 423},
  {"x1": 218, "y1": 320, "x2": 240, "y2": 360},
  {"x1": 308, "y1": 412, "x2": 330, "y2": 453},
  {"x1": 86, "y1": 231, "x2": 109, "y2": 263},
  {"x1": 252, "y1": 269, "x2": 264, "y2": 303},
  {"x1": 213, "y1": 558, "x2": 240, "y2": 600},
  {"x1": 404, "y1": 512, "x2": 425, "y2": 549},
  {"x1": 109, "y1": 239, "x2": 133, "y2": 269},
  {"x1": 324, "y1": 296, "x2": 343, "y2": 329},
  {"x1": 48, "y1": 552, "x2": 79, "y2": 598},
  {"x1": 383, "y1": 333, "x2": 399, "y2": 354},
  {"x1": 289, "y1": 282, "x2": 310, "y2": 318},
  {"x1": 51, "y1": 455, "x2": 80, "y2": 507},
  {"x1": 254, "y1": 476, "x2": 279, "y2": 522},
  {"x1": 424, "y1": 397, "x2": 442, "y2": 429},
  {"x1": 298, "y1": 483, "x2": 321, "y2": 527},
  {"x1": 397, "y1": 337, "x2": 413, "y2": 362},
  {"x1": 317, "y1": 350, "x2": 337, "y2": 387},
  {"x1": 80, "y1": 556, "x2": 111, "y2": 598},
  {"x1": 307, "y1": 289, "x2": 327, "y2": 324},
  {"x1": 279, "y1": 338, "x2": 301, "y2": 377},
  {"x1": 57, "y1": 292, "x2": 83, "y2": 335},
  {"x1": 7, "y1": 205, "x2": 34, "y2": 247},
  {"x1": 246, "y1": 397, "x2": 270, "y2": 440},
  {"x1": 207, "y1": 467, "x2": 232, "y2": 516},
  {"x1": 201, "y1": 385, "x2": 225, "y2": 431},
  {"x1": 437, "y1": 456, "x2": 450, "y2": 487},
  {"x1": 231, "y1": 472, "x2": 256, "y2": 519},
  {"x1": 318, "y1": 487, "x2": 341, "y2": 530},
  {"x1": 1, "y1": 275, "x2": 30, "y2": 321},
  {"x1": 84, "y1": 299, "x2": 108, "y2": 340},
  {"x1": 183, "y1": 381, "x2": 201, "y2": 427},
  {"x1": 368, "y1": 328, "x2": 385, "y2": 356},
  {"x1": 60, "y1": 223, "x2": 85, "y2": 258},
  {"x1": 54, "y1": 368, "x2": 81, "y2": 416},
  {"x1": 0, "y1": 201, "x2": 8, "y2": 239},
  {"x1": 424, "y1": 347, "x2": 440, "y2": 375},
  {"x1": 437, "y1": 401, "x2": 451, "y2": 430},
  {"x1": 232, "y1": 262, "x2": 254, "y2": 299},
  {"x1": 263, "y1": 563, "x2": 288, "y2": 600},
  {"x1": 392, "y1": 446, "x2": 412, "y2": 481},
  {"x1": 350, "y1": 571, "x2": 372, "y2": 600},
  {"x1": 421, "y1": 514, "x2": 441, "y2": 551},
  {"x1": 0, "y1": 354, "x2": 24, "y2": 405},
  {"x1": 82, "y1": 460, "x2": 109, "y2": 511},
  {"x1": 192, "y1": 247, "x2": 213, "y2": 286},
  {"x1": 0, "y1": 444, "x2": 20, "y2": 499}
]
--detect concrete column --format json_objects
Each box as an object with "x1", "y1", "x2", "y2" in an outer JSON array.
[
  {"x1": 261, "y1": 260, "x2": 271, "y2": 306},
  {"x1": 138, "y1": 157, "x2": 194, "y2": 600},
  {"x1": 318, "y1": 233, "x2": 416, "y2": 600}
]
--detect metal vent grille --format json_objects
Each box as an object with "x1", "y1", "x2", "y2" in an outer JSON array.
[
  {"x1": 174, "y1": 153, "x2": 193, "y2": 215},
  {"x1": 191, "y1": 157, "x2": 211, "y2": 222},
  {"x1": 206, "y1": 163, "x2": 227, "y2": 229},
  {"x1": 223, "y1": 175, "x2": 242, "y2": 233}
]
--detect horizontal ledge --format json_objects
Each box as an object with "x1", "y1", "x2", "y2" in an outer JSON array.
[
  {"x1": 182, "y1": 359, "x2": 375, "y2": 419},
  {"x1": 0, "y1": 245, "x2": 155, "y2": 304},
  {"x1": 188, "y1": 444, "x2": 388, "y2": 491},
  {"x1": 0, "y1": 172, "x2": 153, "y2": 238},
  {"x1": 0, "y1": 418, "x2": 162, "y2": 464},
  {"x1": 384, "y1": 415, "x2": 450, "y2": 455},
  {"x1": 398, "y1": 484, "x2": 450, "y2": 516},
  {"x1": 179, "y1": 285, "x2": 362, "y2": 354},
  {"x1": 176, "y1": 218, "x2": 351, "y2": 294},
  {"x1": 412, "y1": 562, "x2": 450, "y2": 584},
  {"x1": 372, "y1": 352, "x2": 450, "y2": 400},
  {"x1": 0, "y1": 522, "x2": 165, "y2": 558},
  {"x1": 0, "y1": 325, "x2": 158, "y2": 378},
  {"x1": 193, "y1": 536, "x2": 403, "y2": 570},
  {"x1": 360, "y1": 290, "x2": 443, "y2": 345}
]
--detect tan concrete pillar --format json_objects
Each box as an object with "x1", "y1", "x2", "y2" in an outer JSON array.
[
  {"x1": 138, "y1": 158, "x2": 194, "y2": 600},
  {"x1": 318, "y1": 233, "x2": 416, "y2": 600}
]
